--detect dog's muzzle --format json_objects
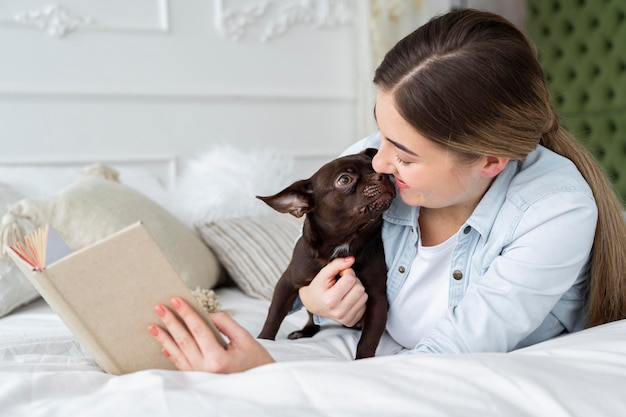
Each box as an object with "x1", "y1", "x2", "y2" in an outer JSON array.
[{"x1": 361, "y1": 181, "x2": 396, "y2": 213}]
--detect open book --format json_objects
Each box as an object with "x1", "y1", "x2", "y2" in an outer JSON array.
[{"x1": 6, "y1": 221, "x2": 227, "y2": 375}]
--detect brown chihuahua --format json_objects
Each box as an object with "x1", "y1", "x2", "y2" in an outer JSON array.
[{"x1": 257, "y1": 148, "x2": 395, "y2": 359}]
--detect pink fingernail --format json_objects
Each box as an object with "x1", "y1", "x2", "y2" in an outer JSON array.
[
  {"x1": 148, "y1": 325, "x2": 159, "y2": 336},
  {"x1": 154, "y1": 305, "x2": 166, "y2": 317},
  {"x1": 161, "y1": 348, "x2": 170, "y2": 358},
  {"x1": 171, "y1": 297, "x2": 182, "y2": 310}
]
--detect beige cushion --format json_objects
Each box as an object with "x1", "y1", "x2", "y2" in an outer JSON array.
[
  {"x1": 0, "y1": 164, "x2": 221, "y2": 293},
  {"x1": 196, "y1": 215, "x2": 303, "y2": 300},
  {"x1": 0, "y1": 184, "x2": 39, "y2": 317}
]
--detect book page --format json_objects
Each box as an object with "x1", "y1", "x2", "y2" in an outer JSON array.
[{"x1": 45, "y1": 225, "x2": 72, "y2": 266}]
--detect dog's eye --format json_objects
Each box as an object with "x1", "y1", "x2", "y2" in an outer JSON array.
[{"x1": 337, "y1": 175, "x2": 353, "y2": 187}]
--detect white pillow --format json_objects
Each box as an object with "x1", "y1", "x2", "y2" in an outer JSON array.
[
  {"x1": 0, "y1": 184, "x2": 39, "y2": 317},
  {"x1": 167, "y1": 145, "x2": 297, "y2": 228},
  {"x1": 0, "y1": 164, "x2": 221, "y2": 299}
]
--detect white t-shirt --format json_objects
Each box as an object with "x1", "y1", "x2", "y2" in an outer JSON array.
[{"x1": 386, "y1": 232, "x2": 458, "y2": 349}]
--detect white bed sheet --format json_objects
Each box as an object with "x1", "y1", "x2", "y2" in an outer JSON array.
[{"x1": 1, "y1": 286, "x2": 625, "y2": 417}]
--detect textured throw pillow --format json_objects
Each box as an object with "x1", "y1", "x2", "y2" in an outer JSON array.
[
  {"x1": 0, "y1": 184, "x2": 39, "y2": 317},
  {"x1": 196, "y1": 215, "x2": 303, "y2": 300},
  {"x1": 0, "y1": 164, "x2": 221, "y2": 294}
]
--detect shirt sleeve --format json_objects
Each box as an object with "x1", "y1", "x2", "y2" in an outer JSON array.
[{"x1": 411, "y1": 191, "x2": 597, "y2": 353}]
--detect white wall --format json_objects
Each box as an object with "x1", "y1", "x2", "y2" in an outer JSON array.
[
  {"x1": 0, "y1": 0, "x2": 367, "y2": 182},
  {"x1": 0, "y1": 1, "x2": 526, "y2": 186}
]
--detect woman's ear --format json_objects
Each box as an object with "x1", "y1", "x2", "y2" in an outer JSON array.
[{"x1": 481, "y1": 156, "x2": 509, "y2": 178}]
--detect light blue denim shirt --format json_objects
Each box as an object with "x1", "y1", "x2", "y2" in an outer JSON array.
[{"x1": 343, "y1": 132, "x2": 598, "y2": 353}]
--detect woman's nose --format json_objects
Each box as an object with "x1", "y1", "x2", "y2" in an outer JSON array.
[{"x1": 372, "y1": 150, "x2": 392, "y2": 174}]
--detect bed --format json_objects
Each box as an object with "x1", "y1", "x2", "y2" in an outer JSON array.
[
  {"x1": 1, "y1": 287, "x2": 625, "y2": 417},
  {"x1": 0, "y1": 147, "x2": 625, "y2": 417}
]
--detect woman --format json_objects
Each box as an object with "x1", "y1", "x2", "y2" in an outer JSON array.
[{"x1": 148, "y1": 9, "x2": 626, "y2": 373}]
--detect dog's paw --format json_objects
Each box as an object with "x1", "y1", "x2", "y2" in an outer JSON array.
[{"x1": 287, "y1": 325, "x2": 320, "y2": 340}]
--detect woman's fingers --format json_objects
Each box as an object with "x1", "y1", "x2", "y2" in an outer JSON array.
[
  {"x1": 169, "y1": 297, "x2": 226, "y2": 354},
  {"x1": 149, "y1": 303, "x2": 197, "y2": 371},
  {"x1": 149, "y1": 298, "x2": 275, "y2": 373},
  {"x1": 317, "y1": 257, "x2": 356, "y2": 288},
  {"x1": 299, "y1": 262, "x2": 368, "y2": 327},
  {"x1": 328, "y1": 268, "x2": 368, "y2": 326}
]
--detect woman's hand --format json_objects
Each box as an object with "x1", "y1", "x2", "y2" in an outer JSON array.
[
  {"x1": 148, "y1": 297, "x2": 274, "y2": 373},
  {"x1": 298, "y1": 257, "x2": 368, "y2": 327}
]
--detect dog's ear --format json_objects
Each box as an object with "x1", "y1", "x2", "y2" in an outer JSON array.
[
  {"x1": 256, "y1": 179, "x2": 313, "y2": 218},
  {"x1": 362, "y1": 148, "x2": 378, "y2": 159}
]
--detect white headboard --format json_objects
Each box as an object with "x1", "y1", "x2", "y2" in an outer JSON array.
[{"x1": 0, "y1": 0, "x2": 373, "y2": 183}]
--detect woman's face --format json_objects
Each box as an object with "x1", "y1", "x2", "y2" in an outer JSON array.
[{"x1": 372, "y1": 90, "x2": 492, "y2": 210}]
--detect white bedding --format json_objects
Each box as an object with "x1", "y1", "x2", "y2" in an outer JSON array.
[{"x1": 1, "y1": 286, "x2": 625, "y2": 417}]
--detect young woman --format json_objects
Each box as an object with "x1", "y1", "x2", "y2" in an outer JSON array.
[{"x1": 148, "y1": 9, "x2": 626, "y2": 373}]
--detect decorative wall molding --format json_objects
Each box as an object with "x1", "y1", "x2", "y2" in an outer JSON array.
[
  {"x1": 214, "y1": 0, "x2": 354, "y2": 42},
  {"x1": 0, "y1": 88, "x2": 356, "y2": 102},
  {"x1": 0, "y1": 0, "x2": 170, "y2": 38},
  {"x1": 14, "y1": 4, "x2": 93, "y2": 38},
  {"x1": 0, "y1": 155, "x2": 179, "y2": 189},
  {"x1": 214, "y1": 0, "x2": 269, "y2": 41}
]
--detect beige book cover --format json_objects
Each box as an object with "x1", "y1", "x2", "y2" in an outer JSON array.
[{"x1": 6, "y1": 221, "x2": 226, "y2": 375}]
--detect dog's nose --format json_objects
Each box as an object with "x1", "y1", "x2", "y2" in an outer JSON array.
[{"x1": 372, "y1": 173, "x2": 386, "y2": 182}]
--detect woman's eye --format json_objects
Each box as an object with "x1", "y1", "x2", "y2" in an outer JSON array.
[
  {"x1": 395, "y1": 155, "x2": 410, "y2": 166},
  {"x1": 337, "y1": 175, "x2": 353, "y2": 186}
]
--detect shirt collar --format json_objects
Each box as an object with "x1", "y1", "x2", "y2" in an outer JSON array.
[{"x1": 465, "y1": 157, "x2": 521, "y2": 239}]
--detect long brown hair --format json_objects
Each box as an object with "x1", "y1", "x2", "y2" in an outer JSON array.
[{"x1": 373, "y1": 9, "x2": 626, "y2": 327}]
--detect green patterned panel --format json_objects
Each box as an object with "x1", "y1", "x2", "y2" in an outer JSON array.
[{"x1": 527, "y1": 0, "x2": 626, "y2": 204}]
